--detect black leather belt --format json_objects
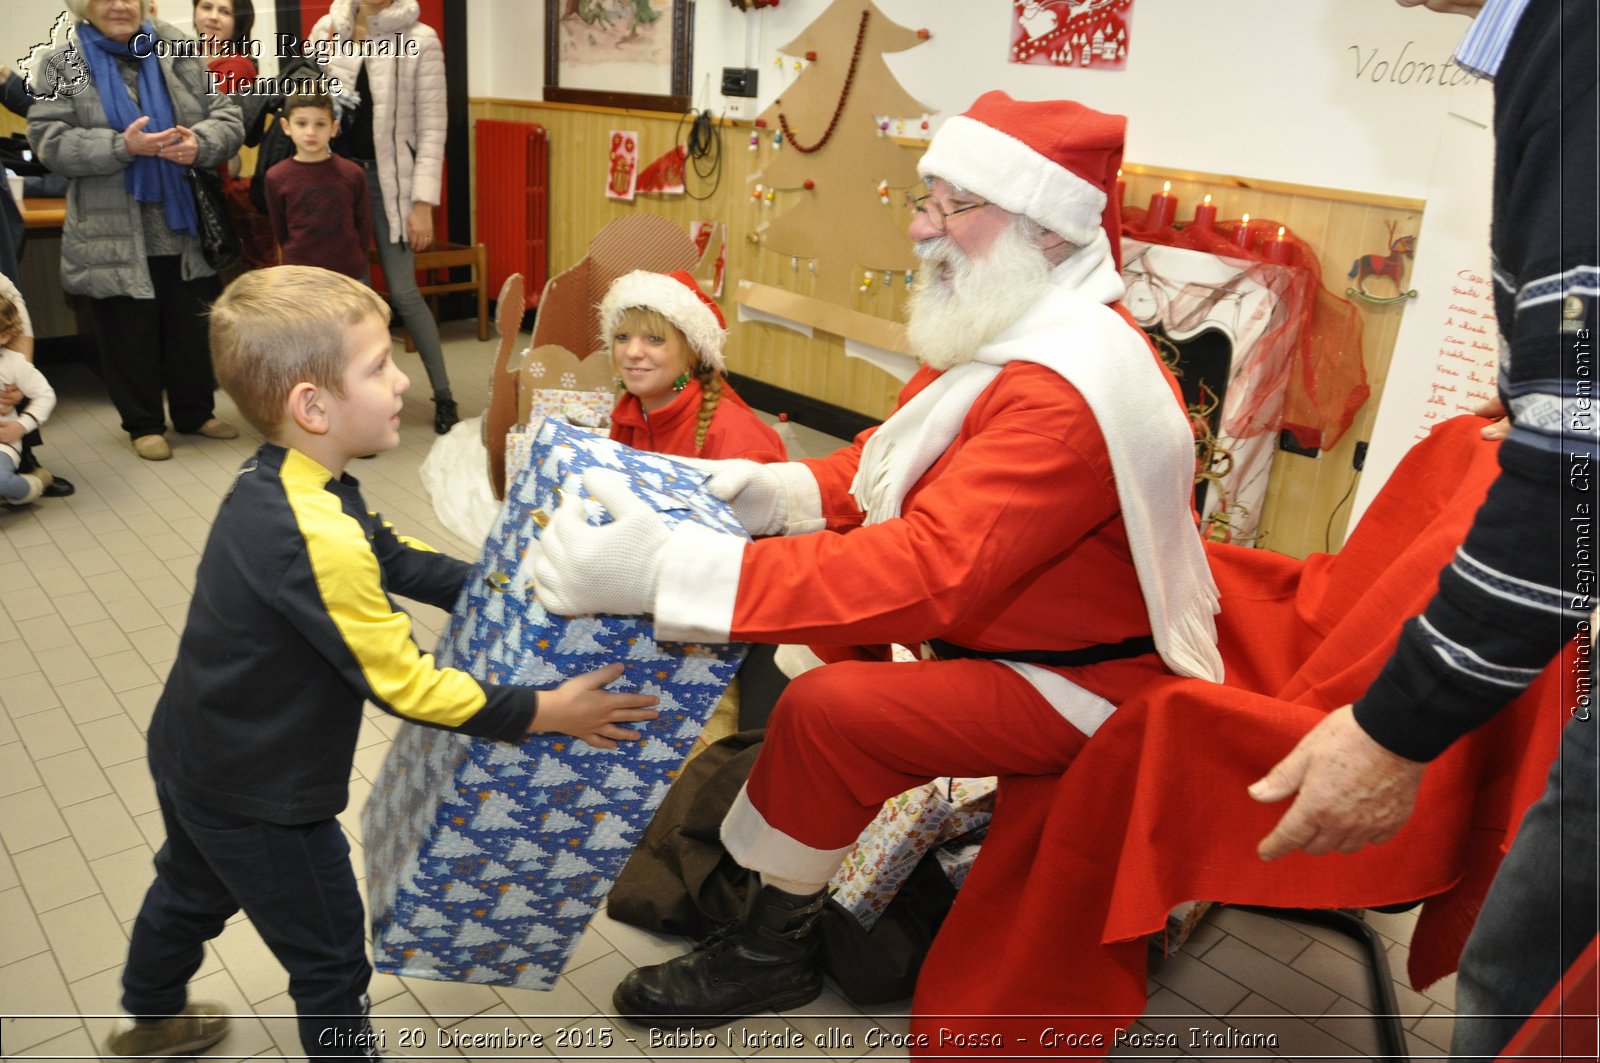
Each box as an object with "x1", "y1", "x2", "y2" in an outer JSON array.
[{"x1": 924, "y1": 635, "x2": 1158, "y2": 668}]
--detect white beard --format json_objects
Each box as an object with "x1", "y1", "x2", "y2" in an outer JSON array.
[{"x1": 905, "y1": 220, "x2": 1054, "y2": 371}]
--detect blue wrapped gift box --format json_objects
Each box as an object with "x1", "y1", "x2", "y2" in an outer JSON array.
[{"x1": 362, "y1": 420, "x2": 748, "y2": 989}]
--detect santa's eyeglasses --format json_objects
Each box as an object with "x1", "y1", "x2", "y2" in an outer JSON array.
[{"x1": 910, "y1": 193, "x2": 991, "y2": 233}]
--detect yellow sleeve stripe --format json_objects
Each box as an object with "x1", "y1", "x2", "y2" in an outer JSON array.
[
  {"x1": 378, "y1": 515, "x2": 441, "y2": 554},
  {"x1": 282, "y1": 450, "x2": 486, "y2": 728}
]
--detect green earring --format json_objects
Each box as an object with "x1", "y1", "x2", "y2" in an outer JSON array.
[{"x1": 672, "y1": 371, "x2": 691, "y2": 392}]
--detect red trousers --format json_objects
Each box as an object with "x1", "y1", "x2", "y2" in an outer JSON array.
[{"x1": 722, "y1": 657, "x2": 1092, "y2": 884}]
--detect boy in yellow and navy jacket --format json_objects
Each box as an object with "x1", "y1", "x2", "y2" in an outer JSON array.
[{"x1": 107, "y1": 267, "x2": 658, "y2": 1063}]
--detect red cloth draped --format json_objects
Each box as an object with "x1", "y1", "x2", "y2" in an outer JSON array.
[
  {"x1": 1122, "y1": 208, "x2": 1369, "y2": 450},
  {"x1": 1497, "y1": 935, "x2": 1599, "y2": 1063},
  {"x1": 908, "y1": 415, "x2": 1571, "y2": 1059}
]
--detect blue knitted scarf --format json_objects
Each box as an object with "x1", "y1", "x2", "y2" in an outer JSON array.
[{"x1": 76, "y1": 20, "x2": 198, "y2": 237}]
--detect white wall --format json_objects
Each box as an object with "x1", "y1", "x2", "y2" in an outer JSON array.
[{"x1": 466, "y1": 0, "x2": 1486, "y2": 201}]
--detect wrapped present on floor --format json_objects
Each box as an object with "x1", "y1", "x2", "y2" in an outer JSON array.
[
  {"x1": 828, "y1": 777, "x2": 998, "y2": 930},
  {"x1": 362, "y1": 420, "x2": 748, "y2": 989}
]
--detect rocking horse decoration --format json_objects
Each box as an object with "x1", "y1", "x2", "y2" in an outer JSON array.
[{"x1": 1346, "y1": 220, "x2": 1419, "y2": 304}]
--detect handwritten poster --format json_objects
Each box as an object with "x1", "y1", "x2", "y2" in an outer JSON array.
[
  {"x1": 1421, "y1": 271, "x2": 1499, "y2": 436},
  {"x1": 1352, "y1": 106, "x2": 1495, "y2": 523}
]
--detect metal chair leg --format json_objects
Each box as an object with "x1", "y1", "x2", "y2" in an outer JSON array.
[{"x1": 1238, "y1": 905, "x2": 1410, "y2": 1062}]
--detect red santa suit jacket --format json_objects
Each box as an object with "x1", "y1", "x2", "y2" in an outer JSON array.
[
  {"x1": 609, "y1": 377, "x2": 786, "y2": 463},
  {"x1": 719, "y1": 360, "x2": 1176, "y2": 707}
]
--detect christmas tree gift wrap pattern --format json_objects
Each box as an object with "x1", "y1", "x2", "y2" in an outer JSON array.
[
  {"x1": 828, "y1": 777, "x2": 998, "y2": 930},
  {"x1": 362, "y1": 420, "x2": 749, "y2": 989}
]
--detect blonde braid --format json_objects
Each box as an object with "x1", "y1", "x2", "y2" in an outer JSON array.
[{"x1": 694, "y1": 365, "x2": 724, "y2": 455}]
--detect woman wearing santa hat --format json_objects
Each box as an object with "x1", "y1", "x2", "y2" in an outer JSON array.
[{"x1": 599, "y1": 269, "x2": 786, "y2": 463}]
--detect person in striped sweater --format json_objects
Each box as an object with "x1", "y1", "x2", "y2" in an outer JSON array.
[{"x1": 1251, "y1": 2, "x2": 1597, "y2": 1058}]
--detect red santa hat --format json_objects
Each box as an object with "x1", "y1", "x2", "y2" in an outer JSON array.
[
  {"x1": 597, "y1": 270, "x2": 728, "y2": 374},
  {"x1": 917, "y1": 91, "x2": 1125, "y2": 256}
]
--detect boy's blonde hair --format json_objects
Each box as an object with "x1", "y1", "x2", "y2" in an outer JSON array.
[{"x1": 210, "y1": 267, "x2": 390, "y2": 435}]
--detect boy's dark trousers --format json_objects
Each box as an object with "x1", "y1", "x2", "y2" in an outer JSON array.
[{"x1": 123, "y1": 777, "x2": 381, "y2": 1061}]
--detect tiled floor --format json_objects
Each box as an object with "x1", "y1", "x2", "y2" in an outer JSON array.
[{"x1": 1, "y1": 320, "x2": 1455, "y2": 1061}]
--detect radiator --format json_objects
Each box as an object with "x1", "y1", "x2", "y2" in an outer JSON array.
[{"x1": 475, "y1": 119, "x2": 550, "y2": 307}]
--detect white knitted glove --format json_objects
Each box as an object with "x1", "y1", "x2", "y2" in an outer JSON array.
[
  {"x1": 678, "y1": 457, "x2": 825, "y2": 537},
  {"x1": 702, "y1": 458, "x2": 786, "y2": 536},
  {"x1": 534, "y1": 468, "x2": 670, "y2": 617}
]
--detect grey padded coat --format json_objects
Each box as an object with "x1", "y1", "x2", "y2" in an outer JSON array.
[{"x1": 27, "y1": 19, "x2": 244, "y2": 300}]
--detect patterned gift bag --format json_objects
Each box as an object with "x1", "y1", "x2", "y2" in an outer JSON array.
[
  {"x1": 363, "y1": 421, "x2": 748, "y2": 988},
  {"x1": 828, "y1": 777, "x2": 998, "y2": 930}
]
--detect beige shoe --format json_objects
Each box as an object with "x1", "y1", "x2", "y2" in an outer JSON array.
[
  {"x1": 104, "y1": 1002, "x2": 229, "y2": 1059},
  {"x1": 193, "y1": 418, "x2": 240, "y2": 440},
  {"x1": 3, "y1": 473, "x2": 44, "y2": 505},
  {"x1": 133, "y1": 435, "x2": 172, "y2": 461}
]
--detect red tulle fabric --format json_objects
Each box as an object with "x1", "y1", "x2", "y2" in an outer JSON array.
[{"x1": 1121, "y1": 207, "x2": 1369, "y2": 450}]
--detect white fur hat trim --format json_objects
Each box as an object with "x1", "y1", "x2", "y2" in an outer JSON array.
[{"x1": 597, "y1": 270, "x2": 727, "y2": 374}]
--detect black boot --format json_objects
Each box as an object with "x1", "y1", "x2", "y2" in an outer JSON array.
[{"x1": 613, "y1": 884, "x2": 828, "y2": 1027}]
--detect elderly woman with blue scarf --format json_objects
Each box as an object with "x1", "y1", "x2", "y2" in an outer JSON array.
[{"x1": 28, "y1": 0, "x2": 244, "y2": 461}]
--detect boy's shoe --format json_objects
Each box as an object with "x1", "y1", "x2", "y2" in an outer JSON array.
[
  {"x1": 2, "y1": 473, "x2": 44, "y2": 505},
  {"x1": 433, "y1": 397, "x2": 459, "y2": 435},
  {"x1": 192, "y1": 418, "x2": 240, "y2": 440},
  {"x1": 42, "y1": 474, "x2": 75, "y2": 497},
  {"x1": 133, "y1": 435, "x2": 172, "y2": 461},
  {"x1": 104, "y1": 1003, "x2": 229, "y2": 1059}
]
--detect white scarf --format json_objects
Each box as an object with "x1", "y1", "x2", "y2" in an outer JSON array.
[{"x1": 850, "y1": 232, "x2": 1223, "y2": 683}]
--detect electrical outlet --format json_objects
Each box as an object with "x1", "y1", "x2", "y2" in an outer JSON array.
[{"x1": 722, "y1": 96, "x2": 755, "y2": 121}]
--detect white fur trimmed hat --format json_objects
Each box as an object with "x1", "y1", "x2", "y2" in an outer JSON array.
[
  {"x1": 598, "y1": 270, "x2": 728, "y2": 374},
  {"x1": 917, "y1": 91, "x2": 1125, "y2": 250}
]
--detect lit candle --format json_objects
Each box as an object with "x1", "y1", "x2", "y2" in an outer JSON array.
[
  {"x1": 1116, "y1": 168, "x2": 1126, "y2": 209},
  {"x1": 1146, "y1": 180, "x2": 1177, "y2": 229},
  {"x1": 1233, "y1": 213, "x2": 1253, "y2": 250},
  {"x1": 1266, "y1": 225, "x2": 1291, "y2": 263},
  {"x1": 1191, "y1": 194, "x2": 1217, "y2": 232}
]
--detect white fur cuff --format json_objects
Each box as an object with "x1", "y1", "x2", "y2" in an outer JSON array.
[
  {"x1": 774, "y1": 462, "x2": 825, "y2": 535},
  {"x1": 653, "y1": 522, "x2": 745, "y2": 643},
  {"x1": 722, "y1": 784, "x2": 854, "y2": 884}
]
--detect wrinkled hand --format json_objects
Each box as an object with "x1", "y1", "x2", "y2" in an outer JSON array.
[
  {"x1": 535, "y1": 467, "x2": 670, "y2": 617},
  {"x1": 406, "y1": 202, "x2": 434, "y2": 251},
  {"x1": 533, "y1": 662, "x2": 659, "y2": 750},
  {"x1": 680, "y1": 456, "x2": 787, "y2": 536},
  {"x1": 0, "y1": 420, "x2": 23, "y2": 446},
  {"x1": 1249, "y1": 705, "x2": 1428, "y2": 861},
  {"x1": 125, "y1": 117, "x2": 199, "y2": 165},
  {"x1": 1474, "y1": 394, "x2": 1510, "y2": 441},
  {"x1": 0, "y1": 382, "x2": 20, "y2": 416}
]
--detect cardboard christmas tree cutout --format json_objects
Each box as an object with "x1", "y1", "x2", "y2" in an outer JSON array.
[{"x1": 756, "y1": 1, "x2": 929, "y2": 306}]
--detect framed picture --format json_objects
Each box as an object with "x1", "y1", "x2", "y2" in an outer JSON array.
[{"x1": 545, "y1": 0, "x2": 693, "y2": 114}]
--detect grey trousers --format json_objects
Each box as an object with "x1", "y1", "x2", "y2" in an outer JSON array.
[{"x1": 366, "y1": 166, "x2": 451, "y2": 400}]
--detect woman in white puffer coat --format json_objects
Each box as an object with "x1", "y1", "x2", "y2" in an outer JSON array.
[{"x1": 310, "y1": 0, "x2": 458, "y2": 433}]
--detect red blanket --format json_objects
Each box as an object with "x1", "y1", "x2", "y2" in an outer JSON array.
[{"x1": 908, "y1": 416, "x2": 1572, "y2": 1058}]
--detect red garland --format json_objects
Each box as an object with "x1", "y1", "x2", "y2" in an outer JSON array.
[{"x1": 778, "y1": 9, "x2": 869, "y2": 155}]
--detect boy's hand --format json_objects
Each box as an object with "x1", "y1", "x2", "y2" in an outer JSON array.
[
  {"x1": 0, "y1": 420, "x2": 24, "y2": 445},
  {"x1": 534, "y1": 662, "x2": 659, "y2": 750}
]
